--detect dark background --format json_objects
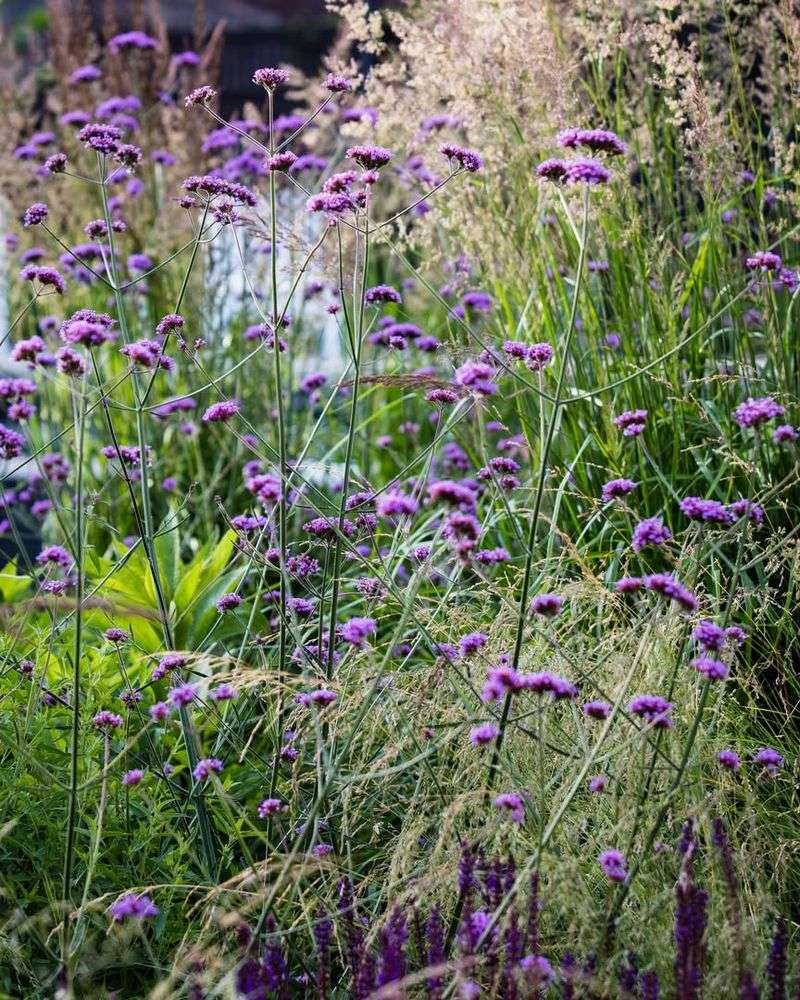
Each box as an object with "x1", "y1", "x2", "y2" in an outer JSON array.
[{"x1": 1, "y1": 1, "x2": 387, "y2": 110}]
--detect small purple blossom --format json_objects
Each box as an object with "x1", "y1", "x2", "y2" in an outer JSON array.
[
  {"x1": 717, "y1": 749, "x2": 741, "y2": 771},
  {"x1": 690, "y1": 656, "x2": 729, "y2": 681},
  {"x1": 494, "y1": 792, "x2": 525, "y2": 823},
  {"x1": 23, "y1": 203, "x2": 48, "y2": 227},
  {"x1": 365, "y1": 284, "x2": 401, "y2": 305},
  {"x1": 583, "y1": 700, "x2": 611, "y2": 720},
  {"x1": 613, "y1": 409, "x2": 648, "y2": 437},
  {"x1": 470, "y1": 723, "x2": 500, "y2": 746},
  {"x1": 109, "y1": 893, "x2": 158, "y2": 921},
  {"x1": 253, "y1": 67, "x2": 290, "y2": 89},
  {"x1": 772, "y1": 424, "x2": 797, "y2": 444},
  {"x1": 193, "y1": 757, "x2": 224, "y2": 780},
  {"x1": 202, "y1": 399, "x2": 240, "y2": 423},
  {"x1": 338, "y1": 616, "x2": 377, "y2": 646},
  {"x1": 745, "y1": 251, "x2": 782, "y2": 271},
  {"x1": 733, "y1": 397, "x2": 785, "y2": 429},
  {"x1": 185, "y1": 85, "x2": 217, "y2": 108},
  {"x1": 602, "y1": 478, "x2": 637, "y2": 503},
  {"x1": 598, "y1": 849, "x2": 628, "y2": 882},
  {"x1": 631, "y1": 516, "x2": 671, "y2": 552},
  {"x1": 530, "y1": 593, "x2": 564, "y2": 618},
  {"x1": 629, "y1": 695, "x2": 674, "y2": 728},
  {"x1": 257, "y1": 798, "x2": 286, "y2": 818},
  {"x1": 216, "y1": 592, "x2": 242, "y2": 613},
  {"x1": 557, "y1": 128, "x2": 627, "y2": 156},
  {"x1": 92, "y1": 710, "x2": 123, "y2": 729},
  {"x1": 346, "y1": 144, "x2": 393, "y2": 170},
  {"x1": 753, "y1": 747, "x2": 783, "y2": 774}
]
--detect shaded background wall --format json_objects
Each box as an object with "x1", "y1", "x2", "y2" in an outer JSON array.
[{"x1": 1, "y1": 0, "x2": 379, "y2": 112}]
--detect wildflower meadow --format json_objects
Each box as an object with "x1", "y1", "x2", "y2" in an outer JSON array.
[{"x1": 0, "y1": 1, "x2": 798, "y2": 997}]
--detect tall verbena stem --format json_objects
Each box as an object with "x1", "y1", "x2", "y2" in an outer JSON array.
[
  {"x1": 96, "y1": 152, "x2": 217, "y2": 879},
  {"x1": 487, "y1": 186, "x2": 590, "y2": 790},
  {"x1": 60, "y1": 375, "x2": 87, "y2": 966}
]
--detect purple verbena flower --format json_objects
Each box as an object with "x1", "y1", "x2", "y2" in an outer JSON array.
[
  {"x1": 185, "y1": 85, "x2": 217, "y2": 108},
  {"x1": 643, "y1": 573, "x2": 697, "y2": 611},
  {"x1": 494, "y1": 792, "x2": 525, "y2": 823},
  {"x1": 530, "y1": 593, "x2": 564, "y2": 617},
  {"x1": 168, "y1": 682, "x2": 197, "y2": 708},
  {"x1": 460, "y1": 632, "x2": 488, "y2": 657},
  {"x1": 257, "y1": 798, "x2": 286, "y2": 818},
  {"x1": 583, "y1": 699, "x2": 611, "y2": 720},
  {"x1": 629, "y1": 695, "x2": 674, "y2": 728},
  {"x1": 439, "y1": 143, "x2": 483, "y2": 172},
  {"x1": 253, "y1": 67, "x2": 290, "y2": 89},
  {"x1": 602, "y1": 478, "x2": 637, "y2": 503},
  {"x1": 631, "y1": 516, "x2": 671, "y2": 552},
  {"x1": 752, "y1": 747, "x2": 783, "y2": 774},
  {"x1": 745, "y1": 251, "x2": 782, "y2": 271},
  {"x1": 680, "y1": 497, "x2": 733, "y2": 525},
  {"x1": 772, "y1": 424, "x2": 797, "y2": 444},
  {"x1": 202, "y1": 399, "x2": 240, "y2": 423},
  {"x1": 564, "y1": 158, "x2": 612, "y2": 184},
  {"x1": 193, "y1": 757, "x2": 224, "y2": 780},
  {"x1": 613, "y1": 409, "x2": 648, "y2": 437},
  {"x1": 690, "y1": 656, "x2": 729, "y2": 681},
  {"x1": 109, "y1": 893, "x2": 158, "y2": 921},
  {"x1": 346, "y1": 144, "x2": 393, "y2": 170},
  {"x1": 470, "y1": 722, "x2": 500, "y2": 746},
  {"x1": 23, "y1": 203, "x2": 48, "y2": 227},
  {"x1": 557, "y1": 128, "x2": 627, "y2": 156},
  {"x1": 92, "y1": 710, "x2": 123, "y2": 729},
  {"x1": 598, "y1": 849, "x2": 628, "y2": 882},
  {"x1": 716, "y1": 749, "x2": 741, "y2": 771},
  {"x1": 733, "y1": 397, "x2": 785, "y2": 429}
]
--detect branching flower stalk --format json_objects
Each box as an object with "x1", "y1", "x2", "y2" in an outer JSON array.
[{"x1": 96, "y1": 152, "x2": 218, "y2": 879}]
